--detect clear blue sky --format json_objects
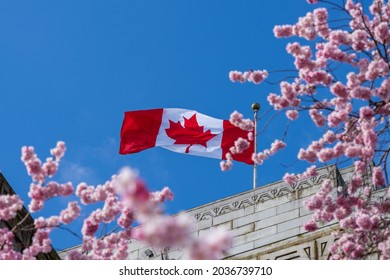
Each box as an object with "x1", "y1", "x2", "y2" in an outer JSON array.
[{"x1": 0, "y1": 1, "x2": 328, "y2": 250}]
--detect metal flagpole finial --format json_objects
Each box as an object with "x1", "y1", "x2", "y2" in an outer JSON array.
[
  {"x1": 252, "y1": 102, "x2": 259, "y2": 189},
  {"x1": 251, "y1": 102, "x2": 260, "y2": 112}
]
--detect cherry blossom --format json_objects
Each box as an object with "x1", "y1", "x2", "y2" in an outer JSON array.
[
  {"x1": 252, "y1": 139, "x2": 286, "y2": 165},
  {"x1": 230, "y1": 0, "x2": 390, "y2": 259},
  {"x1": 229, "y1": 70, "x2": 268, "y2": 85},
  {"x1": 1, "y1": 142, "x2": 233, "y2": 260},
  {"x1": 220, "y1": 152, "x2": 233, "y2": 171},
  {"x1": 151, "y1": 187, "x2": 174, "y2": 203},
  {"x1": 0, "y1": 195, "x2": 23, "y2": 221},
  {"x1": 286, "y1": 109, "x2": 299, "y2": 120},
  {"x1": 0, "y1": 228, "x2": 22, "y2": 260},
  {"x1": 229, "y1": 111, "x2": 254, "y2": 131},
  {"x1": 283, "y1": 165, "x2": 318, "y2": 185},
  {"x1": 232, "y1": 137, "x2": 250, "y2": 154},
  {"x1": 186, "y1": 229, "x2": 232, "y2": 260},
  {"x1": 3, "y1": 0, "x2": 390, "y2": 261},
  {"x1": 60, "y1": 202, "x2": 81, "y2": 224}
]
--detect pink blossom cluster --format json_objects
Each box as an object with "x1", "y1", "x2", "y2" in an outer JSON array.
[
  {"x1": 229, "y1": 70, "x2": 268, "y2": 84},
  {"x1": 22, "y1": 228, "x2": 53, "y2": 259},
  {"x1": 186, "y1": 228, "x2": 232, "y2": 259},
  {"x1": 230, "y1": 0, "x2": 390, "y2": 260},
  {"x1": 365, "y1": 59, "x2": 389, "y2": 81},
  {"x1": 28, "y1": 182, "x2": 73, "y2": 212},
  {"x1": 298, "y1": 104, "x2": 378, "y2": 164},
  {"x1": 268, "y1": 81, "x2": 306, "y2": 112},
  {"x1": 229, "y1": 111, "x2": 254, "y2": 131},
  {"x1": 328, "y1": 210, "x2": 388, "y2": 259},
  {"x1": 372, "y1": 166, "x2": 385, "y2": 187},
  {"x1": 35, "y1": 216, "x2": 60, "y2": 228},
  {"x1": 316, "y1": 41, "x2": 356, "y2": 65},
  {"x1": 2, "y1": 142, "x2": 233, "y2": 260},
  {"x1": 79, "y1": 195, "x2": 124, "y2": 238},
  {"x1": 50, "y1": 141, "x2": 66, "y2": 161},
  {"x1": 0, "y1": 194, "x2": 23, "y2": 221},
  {"x1": 60, "y1": 201, "x2": 81, "y2": 224},
  {"x1": 283, "y1": 165, "x2": 318, "y2": 185},
  {"x1": 378, "y1": 237, "x2": 390, "y2": 259},
  {"x1": 220, "y1": 156, "x2": 233, "y2": 171},
  {"x1": 69, "y1": 167, "x2": 232, "y2": 259},
  {"x1": 69, "y1": 230, "x2": 132, "y2": 260},
  {"x1": 309, "y1": 108, "x2": 326, "y2": 126},
  {"x1": 221, "y1": 137, "x2": 251, "y2": 171},
  {"x1": 286, "y1": 42, "x2": 320, "y2": 82},
  {"x1": 76, "y1": 181, "x2": 113, "y2": 205},
  {"x1": 220, "y1": 154, "x2": 239, "y2": 172},
  {"x1": 21, "y1": 141, "x2": 65, "y2": 183},
  {"x1": 117, "y1": 206, "x2": 134, "y2": 229},
  {"x1": 0, "y1": 228, "x2": 22, "y2": 259},
  {"x1": 151, "y1": 187, "x2": 174, "y2": 203},
  {"x1": 330, "y1": 82, "x2": 348, "y2": 98},
  {"x1": 230, "y1": 137, "x2": 250, "y2": 155},
  {"x1": 303, "y1": 166, "x2": 390, "y2": 259},
  {"x1": 132, "y1": 215, "x2": 192, "y2": 248},
  {"x1": 0, "y1": 143, "x2": 79, "y2": 259},
  {"x1": 297, "y1": 130, "x2": 338, "y2": 163},
  {"x1": 326, "y1": 101, "x2": 352, "y2": 127},
  {"x1": 110, "y1": 168, "x2": 152, "y2": 213},
  {"x1": 274, "y1": 8, "x2": 329, "y2": 40},
  {"x1": 286, "y1": 109, "x2": 299, "y2": 120},
  {"x1": 219, "y1": 160, "x2": 233, "y2": 171},
  {"x1": 21, "y1": 142, "x2": 73, "y2": 212},
  {"x1": 266, "y1": 0, "x2": 390, "y2": 145},
  {"x1": 252, "y1": 139, "x2": 286, "y2": 165}
]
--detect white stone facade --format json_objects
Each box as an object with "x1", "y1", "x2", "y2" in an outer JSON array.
[{"x1": 59, "y1": 164, "x2": 385, "y2": 260}]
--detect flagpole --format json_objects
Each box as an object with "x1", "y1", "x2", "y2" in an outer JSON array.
[{"x1": 252, "y1": 102, "x2": 260, "y2": 189}]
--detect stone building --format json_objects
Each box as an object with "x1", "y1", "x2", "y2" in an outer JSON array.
[
  {"x1": 121, "y1": 164, "x2": 382, "y2": 260},
  {"x1": 0, "y1": 173, "x2": 60, "y2": 260},
  {"x1": 58, "y1": 164, "x2": 385, "y2": 260}
]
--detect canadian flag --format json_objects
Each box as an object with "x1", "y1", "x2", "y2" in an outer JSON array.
[{"x1": 119, "y1": 108, "x2": 254, "y2": 164}]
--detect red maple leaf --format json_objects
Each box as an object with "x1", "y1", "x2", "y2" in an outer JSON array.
[{"x1": 165, "y1": 113, "x2": 217, "y2": 153}]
